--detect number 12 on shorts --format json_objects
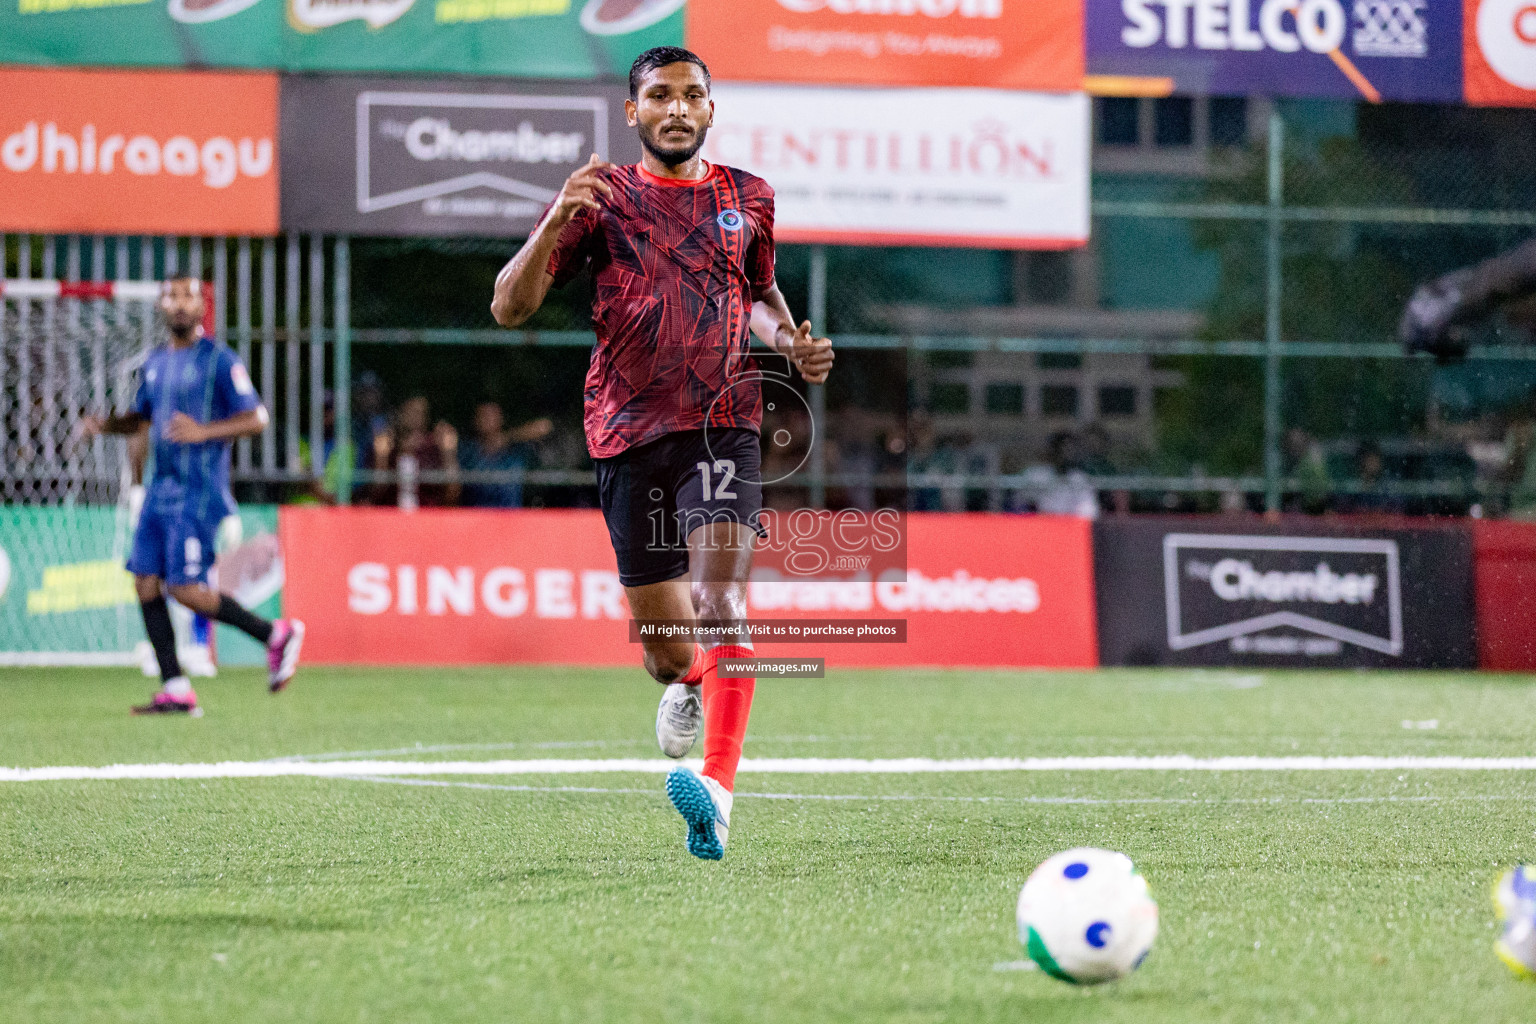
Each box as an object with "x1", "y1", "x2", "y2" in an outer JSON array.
[{"x1": 697, "y1": 459, "x2": 738, "y2": 501}]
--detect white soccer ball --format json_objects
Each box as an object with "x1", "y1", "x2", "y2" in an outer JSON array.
[
  {"x1": 1494, "y1": 865, "x2": 1536, "y2": 978},
  {"x1": 1016, "y1": 847, "x2": 1159, "y2": 984}
]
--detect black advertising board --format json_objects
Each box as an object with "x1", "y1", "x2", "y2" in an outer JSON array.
[
  {"x1": 280, "y1": 75, "x2": 640, "y2": 238},
  {"x1": 1094, "y1": 518, "x2": 1477, "y2": 669}
]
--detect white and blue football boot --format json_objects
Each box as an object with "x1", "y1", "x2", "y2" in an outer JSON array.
[
  {"x1": 666, "y1": 766, "x2": 732, "y2": 861},
  {"x1": 655, "y1": 683, "x2": 702, "y2": 759}
]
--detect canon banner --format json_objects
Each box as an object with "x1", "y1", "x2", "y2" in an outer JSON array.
[
  {"x1": 1088, "y1": 0, "x2": 1465, "y2": 102},
  {"x1": 0, "y1": 0, "x2": 680, "y2": 78},
  {"x1": 687, "y1": 0, "x2": 1083, "y2": 91},
  {"x1": 278, "y1": 508, "x2": 1098, "y2": 668},
  {"x1": 701, "y1": 84, "x2": 1090, "y2": 249},
  {"x1": 1094, "y1": 517, "x2": 1476, "y2": 669},
  {"x1": 0, "y1": 68, "x2": 278, "y2": 236},
  {"x1": 280, "y1": 76, "x2": 640, "y2": 238}
]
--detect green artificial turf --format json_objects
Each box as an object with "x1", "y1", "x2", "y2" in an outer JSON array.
[{"x1": 4, "y1": 666, "x2": 1536, "y2": 1022}]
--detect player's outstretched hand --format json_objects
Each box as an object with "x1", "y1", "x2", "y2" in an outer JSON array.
[
  {"x1": 552, "y1": 153, "x2": 615, "y2": 227},
  {"x1": 77, "y1": 415, "x2": 105, "y2": 439},
  {"x1": 789, "y1": 320, "x2": 834, "y2": 385},
  {"x1": 164, "y1": 412, "x2": 208, "y2": 444}
]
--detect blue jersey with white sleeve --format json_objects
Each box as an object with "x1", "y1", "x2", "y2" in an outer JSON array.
[{"x1": 131, "y1": 336, "x2": 261, "y2": 524}]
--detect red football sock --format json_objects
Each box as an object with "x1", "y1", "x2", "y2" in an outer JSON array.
[
  {"x1": 679, "y1": 644, "x2": 705, "y2": 687},
  {"x1": 701, "y1": 644, "x2": 756, "y2": 792}
]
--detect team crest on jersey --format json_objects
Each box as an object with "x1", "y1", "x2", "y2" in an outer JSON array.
[{"x1": 717, "y1": 209, "x2": 745, "y2": 233}]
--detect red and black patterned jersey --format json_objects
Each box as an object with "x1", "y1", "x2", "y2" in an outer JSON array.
[{"x1": 546, "y1": 162, "x2": 776, "y2": 459}]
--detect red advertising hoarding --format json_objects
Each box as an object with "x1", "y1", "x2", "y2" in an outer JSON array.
[
  {"x1": 686, "y1": 0, "x2": 1083, "y2": 92},
  {"x1": 278, "y1": 508, "x2": 1098, "y2": 669},
  {"x1": 1465, "y1": 0, "x2": 1536, "y2": 106},
  {"x1": 0, "y1": 68, "x2": 278, "y2": 235}
]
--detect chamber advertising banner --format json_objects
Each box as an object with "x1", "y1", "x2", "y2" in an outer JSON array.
[
  {"x1": 1094, "y1": 517, "x2": 1477, "y2": 669},
  {"x1": 0, "y1": 68, "x2": 278, "y2": 235},
  {"x1": 279, "y1": 508, "x2": 1099, "y2": 668},
  {"x1": 701, "y1": 84, "x2": 1090, "y2": 249},
  {"x1": 1087, "y1": 0, "x2": 1464, "y2": 102},
  {"x1": 0, "y1": 0, "x2": 680, "y2": 77},
  {"x1": 1464, "y1": 0, "x2": 1536, "y2": 105},
  {"x1": 686, "y1": 0, "x2": 1084, "y2": 91},
  {"x1": 280, "y1": 76, "x2": 639, "y2": 237}
]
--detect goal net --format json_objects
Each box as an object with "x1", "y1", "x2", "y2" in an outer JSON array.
[{"x1": 0, "y1": 280, "x2": 161, "y2": 666}]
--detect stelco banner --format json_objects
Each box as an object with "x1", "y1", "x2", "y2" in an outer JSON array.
[
  {"x1": 1093, "y1": 517, "x2": 1477, "y2": 669},
  {"x1": 0, "y1": 0, "x2": 681, "y2": 78},
  {"x1": 278, "y1": 508, "x2": 1099, "y2": 668},
  {"x1": 1087, "y1": 0, "x2": 1465, "y2": 103},
  {"x1": 686, "y1": 0, "x2": 1084, "y2": 91},
  {"x1": 281, "y1": 76, "x2": 639, "y2": 237},
  {"x1": 701, "y1": 84, "x2": 1090, "y2": 249},
  {"x1": 0, "y1": 68, "x2": 278, "y2": 236}
]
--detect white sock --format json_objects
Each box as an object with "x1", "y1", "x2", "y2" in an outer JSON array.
[{"x1": 163, "y1": 676, "x2": 193, "y2": 698}]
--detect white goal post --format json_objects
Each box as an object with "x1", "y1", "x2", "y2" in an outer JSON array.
[{"x1": 1, "y1": 279, "x2": 164, "y2": 666}]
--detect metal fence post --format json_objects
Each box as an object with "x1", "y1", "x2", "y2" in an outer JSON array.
[
  {"x1": 334, "y1": 237, "x2": 352, "y2": 506},
  {"x1": 1263, "y1": 110, "x2": 1284, "y2": 513},
  {"x1": 808, "y1": 243, "x2": 828, "y2": 509}
]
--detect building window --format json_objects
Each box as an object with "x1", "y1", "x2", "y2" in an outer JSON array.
[
  {"x1": 1038, "y1": 352, "x2": 1082, "y2": 370},
  {"x1": 985, "y1": 383, "x2": 1025, "y2": 415},
  {"x1": 1210, "y1": 97, "x2": 1248, "y2": 147},
  {"x1": 928, "y1": 350, "x2": 974, "y2": 369},
  {"x1": 1097, "y1": 97, "x2": 1140, "y2": 146},
  {"x1": 1154, "y1": 96, "x2": 1194, "y2": 147},
  {"x1": 930, "y1": 382, "x2": 970, "y2": 414},
  {"x1": 1041, "y1": 385, "x2": 1079, "y2": 417},
  {"x1": 1023, "y1": 250, "x2": 1073, "y2": 304},
  {"x1": 1098, "y1": 385, "x2": 1137, "y2": 417}
]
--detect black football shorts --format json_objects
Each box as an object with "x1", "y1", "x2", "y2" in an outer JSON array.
[{"x1": 594, "y1": 427, "x2": 765, "y2": 587}]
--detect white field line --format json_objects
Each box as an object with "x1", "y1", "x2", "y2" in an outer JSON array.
[
  {"x1": 8, "y1": 755, "x2": 1536, "y2": 782},
  {"x1": 336, "y1": 775, "x2": 1533, "y2": 807}
]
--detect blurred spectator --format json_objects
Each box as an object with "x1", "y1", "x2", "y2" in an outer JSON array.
[
  {"x1": 1023, "y1": 431, "x2": 1099, "y2": 519},
  {"x1": 295, "y1": 392, "x2": 353, "y2": 505},
  {"x1": 905, "y1": 412, "x2": 944, "y2": 511},
  {"x1": 1281, "y1": 426, "x2": 1330, "y2": 515},
  {"x1": 1501, "y1": 400, "x2": 1536, "y2": 517},
  {"x1": 1081, "y1": 422, "x2": 1129, "y2": 515},
  {"x1": 351, "y1": 372, "x2": 390, "y2": 470},
  {"x1": 459, "y1": 402, "x2": 552, "y2": 508},
  {"x1": 1335, "y1": 440, "x2": 1404, "y2": 515},
  {"x1": 369, "y1": 395, "x2": 461, "y2": 508}
]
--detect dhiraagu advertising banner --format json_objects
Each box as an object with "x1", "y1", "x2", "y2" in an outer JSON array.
[
  {"x1": 0, "y1": 0, "x2": 683, "y2": 77},
  {"x1": 0, "y1": 504, "x2": 282, "y2": 668}
]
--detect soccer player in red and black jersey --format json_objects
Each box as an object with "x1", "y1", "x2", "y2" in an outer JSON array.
[{"x1": 491, "y1": 46, "x2": 834, "y2": 861}]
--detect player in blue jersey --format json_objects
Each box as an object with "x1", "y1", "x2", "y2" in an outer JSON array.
[{"x1": 82, "y1": 277, "x2": 305, "y2": 715}]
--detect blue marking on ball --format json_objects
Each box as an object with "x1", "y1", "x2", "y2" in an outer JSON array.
[
  {"x1": 1063, "y1": 862, "x2": 1089, "y2": 879},
  {"x1": 1085, "y1": 922, "x2": 1112, "y2": 948}
]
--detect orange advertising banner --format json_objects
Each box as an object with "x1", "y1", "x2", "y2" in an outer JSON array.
[
  {"x1": 685, "y1": 0, "x2": 1083, "y2": 91},
  {"x1": 1464, "y1": 0, "x2": 1536, "y2": 106},
  {"x1": 278, "y1": 507, "x2": 1098, "y2": 669},
  {"x1": 0, "y1": 68, "x2": 278, "y2": 235}
]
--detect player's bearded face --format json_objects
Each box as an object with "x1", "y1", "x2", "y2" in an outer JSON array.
[
  {"x1": 632, "y1": 65, "x2": 712, "y2": 168},
  {"x1": 160, "y1": 280, "x2": 205, "y2": 335}
]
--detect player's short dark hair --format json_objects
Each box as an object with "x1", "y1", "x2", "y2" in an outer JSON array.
[{"x1": 629, "y1": 46, "x2": 710, "y2": 100}]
